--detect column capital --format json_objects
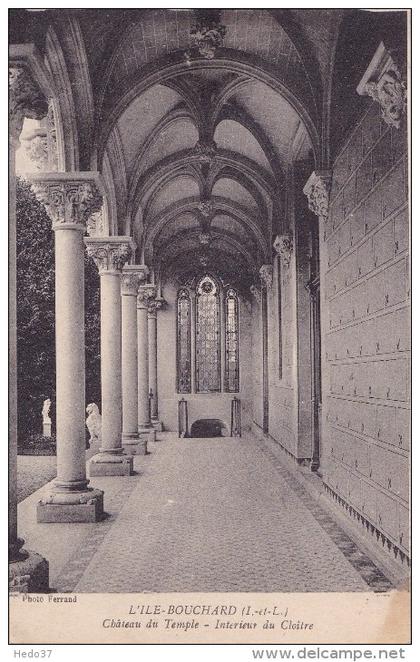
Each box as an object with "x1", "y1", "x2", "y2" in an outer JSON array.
[
  {"x1": 303, "y1": 170, "x2": 331, "y2": 222},
  {"x1": 357, "y1": 41, "x2": 407, "y2": 129},
  {"x1": 30, "y1": 172, "x2": 104, "y2": 231},
  {"x1": 137, "y1": 285, "x2": 156, "y2": 310},
  {"x1": 121, "y1": 265, "x2": 149, "y2": 296},
  {"x1": 148, "y1": 296, "x2": 166, "y2": 317},
  {"x1": 85, "y1": 236, "x2": 136, "y2": 274},
  {"x1": 9, "y1": 64, "x2": 48, "y2": 144},
  {"x1": 273, "y1": 232, "x2": 294, "y2": 268},
  {"x1": 250, "y1": 284, "x2": 261, "y2": 303},
  {"x1": 259, "y1": 264, "x2": 273, "y2": 289}
]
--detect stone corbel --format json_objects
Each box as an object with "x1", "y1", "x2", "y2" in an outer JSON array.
[
  {"x1": 9, "y1": 44, "x2": 53, "y2": 145},
  {"x1": 9, "y1": 65, "x2": 48, "y2": 144},
  {"x1": 259, "y1": 264, "x2": 273, "y2": 290},
  {"x1": 357, "y1": 41, "x2": 407, "y2": 129},
  {"x1": 303, "y1": 171, "x2": 331, "y2": 223},
  {"x1": 30, "y1": 172, "x2": 104, "y2": 231},
  {"x1": 85, "y1": 236, "x2": 136, "y2": 274},
  {"x1": 273, "y1": 232, "x2": 294, "y2": 268},
  {"x1": 121, "y1": 265, "x2": 149, "y2": 296},
  {"x1": 250, "y1": 284, "x2": 261, "y2": 303}
]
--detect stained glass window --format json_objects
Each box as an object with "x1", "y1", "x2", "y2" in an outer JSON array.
[
  {"x1": 225, "y1": 288, "x2": 239, "y2": 392},
  {"x1": 176, "y1": 288, "x2": 191, "y2": 393},
  {"x1": 195, "y1": 276, "x2": 221, "y2": 392}
]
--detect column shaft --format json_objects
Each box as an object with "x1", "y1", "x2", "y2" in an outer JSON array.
[
  {"x1": 100, "y1": 272, "x2": 123, "y2": 452},
  {"x1": 122, "y1": 291, "x2": 138, "y2": 439},
  {"x1": 148, "y1": 311, "x2": 158, "y2": 420},
  {"x1": 137, "y1": 302, "x2": 150, "y2": 429},
  {"x1": 55, "y1": 227, "x2": 88, "y2": 483}
]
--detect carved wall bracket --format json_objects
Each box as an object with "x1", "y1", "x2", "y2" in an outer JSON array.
[
  {"x1": 259, "y1": 264, "x2": 273, "y2": 290},
  {"x1": 9, "y1": 64, "x2": 48, "y2": 143},
  {"x1": 303, "y1": 171, "x2": 331, "y2": 223},
  {"x1": 188, "y1": 11, "x2": 226, "y2": 60},
  {"x1": 273, "y1": 232, "x2": 294, "y2": 268},
  {"x1": 357, "y1": 41, "x2": 407, "y2": 129},
  {"x1": 250, "y1": 284, "x2": 262, "y2": 303}
]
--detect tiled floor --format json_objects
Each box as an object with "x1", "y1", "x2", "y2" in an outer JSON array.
[{"x1": 44, "y1": 434, "x2": 393, "y2": 593}]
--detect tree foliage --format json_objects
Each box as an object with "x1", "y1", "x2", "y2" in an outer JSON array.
[{"x1": 16, "y1": 177, "x2": 101, "y2": 443}]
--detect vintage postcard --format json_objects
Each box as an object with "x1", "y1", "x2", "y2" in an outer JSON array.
[{"x1": 8, "y1": 5, "x2": 411, "y2": 647}]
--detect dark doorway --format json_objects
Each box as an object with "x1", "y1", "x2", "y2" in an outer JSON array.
[{"x1": 190, "y1": 419, "x2": 225, "y2": 438}]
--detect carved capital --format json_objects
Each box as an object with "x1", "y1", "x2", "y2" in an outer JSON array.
[
  {"x1": 121, "y1": 265, "x2": 149, "y2": 296},
  {"x1": 30, "y1": 173, "x2": 103, "y2": 231},
  {"x1": 259, "y1": 264, "x2": 273, "y2": 289},
  {"x1": 9, "y1": 64, "x2": 48, "y2": 143},
  {"x1": 250, "y1": 284, "x2": 261, "y2": 303},
  {"x1": 303, "y1": 171, "x2": 331, "y2": 222},
  {"x1": 85, "y1": 237, "x2": 135, "y2": 274},
  {"x1": 357, "y1": 42, "x2": 407, "y2": 129},
  {"x1": 137, "y1": 285, "x2": 157, "y2": 309},
  {"x1": 148, "y1": 296, "x2": 166, "y2": 316},
  {"x1": 273, "y1": 232, "x2": 294, "y2": 268}
]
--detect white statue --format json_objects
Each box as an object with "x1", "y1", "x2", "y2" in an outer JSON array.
[
  {"x1": 42, "y1": 398, "x2": 52, "y2": 437},
  {"x1": 86, "y1": 403, "x2": 102, "y2": 445}
]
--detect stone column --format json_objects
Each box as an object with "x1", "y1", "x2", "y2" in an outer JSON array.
[
  {"x1": 9, "y1": 60, "x2": 50, "y2": 590},
  {"x1": 137, "y1": 285, "x2": 156, "y2": 435},
  {"x1": 121, "y1": 265, "x2": 149, "y2": 454},
  {"x1": 259, "y1": 265, "x2": 273, "y2": 436},
  {"x1": 148, "y1": 296, "x2": 166, "y2": 431},
  {"x1": 30, "y1": 172, "x2": 105, "y2": 522},
  {"x1": 85, "y1": 237, "x2": 135, "y2": 476}
]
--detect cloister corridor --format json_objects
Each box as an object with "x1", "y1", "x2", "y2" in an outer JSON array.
[{"x1": 18, "y1": 433, "x2": 393, "y2": 594}]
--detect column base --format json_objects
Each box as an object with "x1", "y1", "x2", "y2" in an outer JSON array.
[
  {"x1": 89, "y1": 452, "x2": 134, "y2": 476},
  {"x1": 37, "y1": 487, "x2": 104, "y2": 523},
  {"x1": 9, "y1": 549, "x2": 49, "y2": 593},
  {"x1": 122, "y1": 433, "x2": 148, "y2": 456},
  {"x1": 151, "y1": 419, "x2": 163, "y2": 432}
]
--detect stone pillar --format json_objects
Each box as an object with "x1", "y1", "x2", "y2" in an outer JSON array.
[
  {"x1": 30, "y1": 172, "x2": 105, "y2": 522},
  {"x1": 9, "y1": 59, "x2": 50, "y2": 590},
  {"x1": 137, "y1": 285, "x2": 156, "y2": 435},
  {"x1": 121, "y1": 265, "x2": 149, "y2": 454},
  {"x1": 85, "y1": 237, "x2": 135, "y2": 476},
  {"x1": 148, "y1": 296, "x2": 165, "y2": 431},
  {"x1": 259, "y1": 265, "x2": 273, "y2": 436}
]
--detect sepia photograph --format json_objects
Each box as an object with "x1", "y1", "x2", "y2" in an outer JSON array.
[{"x1": 8, "y1": 5, "x2": 410, "y2": 647}]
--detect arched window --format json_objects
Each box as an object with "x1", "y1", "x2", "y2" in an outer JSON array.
[
  {"x1": 225, "y1": 288, "x2": 239, "y2": 392},
  {"x1": 176, "y1": 288, "x2": 191, "y2": 393},
  {"x1": 195, "y1": 276, "x2": 221, "y2": 393},
  {"x1": 176, "y1": 277, "x2": 240, "y2": 394}
]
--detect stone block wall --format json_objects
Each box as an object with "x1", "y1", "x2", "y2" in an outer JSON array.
[{"x1": 322, "y1": 101, "x2": 409, "y2": 560}]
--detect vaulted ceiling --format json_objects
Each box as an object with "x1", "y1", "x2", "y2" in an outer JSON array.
[{"x1": 15, "y1": 7, "x2": 380, "y2": 290}]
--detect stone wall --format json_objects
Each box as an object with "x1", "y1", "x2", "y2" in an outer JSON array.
[{"x1": 322, "y1": 101, "x2": 409, "y2": 560}]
